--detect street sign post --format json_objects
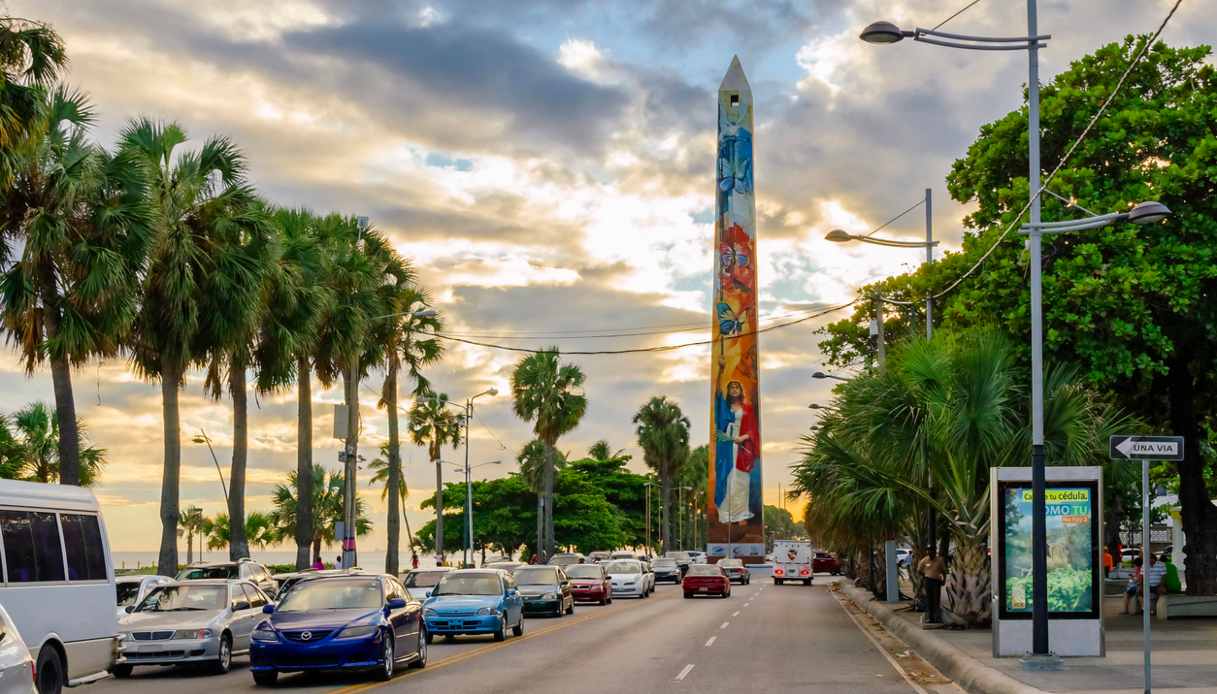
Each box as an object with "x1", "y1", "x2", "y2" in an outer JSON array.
[{"x1": 1110, "y1": 434, "x2": 1183, "y2": 694}]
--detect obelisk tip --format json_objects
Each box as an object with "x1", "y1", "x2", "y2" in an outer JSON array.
[{"x1": 719, "y1": 55, "x2": 751, "y2": 94}]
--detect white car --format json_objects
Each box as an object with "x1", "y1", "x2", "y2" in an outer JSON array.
[
  {"x1": 400, "y1": 568, "x2": 451, "y2": 602},
  {"x1": 115, "y1": 576, "x2": 174, "y2": 620},
  {"x1": 687, "y1": 551, "x2": 708, "y2": 565},
  {"x1": 604, "y1": 560, "x2": 651, "y2": 598},
  {"x1": 0, "y1": 605, "x2": 35, "y2": 694}
]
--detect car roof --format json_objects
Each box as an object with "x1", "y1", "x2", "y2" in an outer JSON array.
[
  {"x1": 172, "y1": 578, "x2": 234, "y2": 586},
  {"x1": 0, "y1": 479, "x2": 99, "y2": 511}
]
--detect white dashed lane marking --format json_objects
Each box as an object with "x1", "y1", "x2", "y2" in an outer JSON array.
[
  {"x1": 732, "y1": 610, "x2": 740, "y2": 617},
  {"x1": 704, "y1": 636, "x2": 716, "y2": 647},
  {"x1": 720, "y1": 621, "x2": 730, "y2": 630},
  {"x1": 676, "y1": 664, "x2": 695, "y2": 681}
]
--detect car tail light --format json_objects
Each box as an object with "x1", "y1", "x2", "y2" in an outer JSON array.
[
  {"x1": 800, "y1": 567, "x2": 810, "y2": 576},
  {"x1": 774, "y1": 568, "x2": 784, "y2": 576}
]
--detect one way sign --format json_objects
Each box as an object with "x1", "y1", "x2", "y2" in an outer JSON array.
[{"x1": 1109, "y1": 435, "x2": 1185, "y2": 461}]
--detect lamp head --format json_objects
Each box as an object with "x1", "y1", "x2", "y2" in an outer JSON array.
[
  {"x1": 825, "y1": 229, "x2": 854, "y2": 243},
  {"x1": 811, "y1": 371, "x2": 828, "y2": 380},
  {"x1": 860, "y1": 20, "x2": 909, "y2": 44},
  {"x1": 1127, "y1": 201, "x2": 1171, "y2": 225},
  {"x1": 487, "y1": 387, "x2": 499, "y2": 397},
  {"x1": 411, "y1": 307, "x2": 439, "y2": 319}
]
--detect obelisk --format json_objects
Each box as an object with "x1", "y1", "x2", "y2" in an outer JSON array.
[{"x1": 708, "y1": 56, "x2": 763, "y2": 563}]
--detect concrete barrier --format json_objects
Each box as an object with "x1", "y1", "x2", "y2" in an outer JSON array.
[{"x1": 838, "y1": 582, "x2": 1043, "y2": 694}]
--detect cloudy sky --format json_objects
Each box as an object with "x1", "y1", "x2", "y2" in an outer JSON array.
[{"x1": 4, "y1": 0, "x2": 1207, "y2": 554}]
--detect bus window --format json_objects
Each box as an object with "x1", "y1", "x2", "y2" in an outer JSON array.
[
  {"x1": 0, "y1": 511, "x2": 66, "y2": 582},
  {"x1": 61, "y1": 514, "x2": 107, "y2": 581}
]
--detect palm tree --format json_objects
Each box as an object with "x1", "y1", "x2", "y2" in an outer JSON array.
[
  {"x1": 518, "y1": 439, "x2": 567, "y2": 556},
  {"x1": 0, "y1": 18, "x2": 66, "y2": 184},
  {"x1": 633, "y1": 396, "x2": 690, "y2": 553},
  {"x1": 587, "y1": 440, "x2": 631, "y2": 468},
  {"x1": 178, "y1": 505, "x2": 207, "y2": 564},
  {"x1": 511, "y1": 349, "x2": 587, "y2": 560},
  {"x1": 0, "y1": 402, "x2": 105, "y2": 484},
  {"x1": 254, "y1": 208, "x2": 333, "y2": 569},
  {"x1": 202, "y1": 511, "x2": 280, "y2": 554},
  {"x1": 371, "y1": 270, "x2": 439, "y2": 575},
  {"x1": 120, "y1": 118, "x2": 270, "y2": 576},
  {"x1": 269, "y1": 464, "x2": 371, "y2": 565},
  {"x1": 0, "y1": 87, "x2": 151, "y2": 486},
  {"x1": 408, "y1": 393, "x2": 462, "y2": 561},
  {"x1": 368, "y1": 443, "x2": 415, "y2": 560}
]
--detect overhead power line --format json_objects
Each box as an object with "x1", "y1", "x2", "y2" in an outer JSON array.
[{"x1": 932, "y1": 0, "x2": 985, "y2": 32}]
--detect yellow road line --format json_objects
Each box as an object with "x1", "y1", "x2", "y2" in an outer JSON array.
[{"x1": 331, "y1": 593, "x2": 670, "y2": 693}]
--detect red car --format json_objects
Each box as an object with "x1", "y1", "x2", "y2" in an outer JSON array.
[
  {"x1": 813, "y1": 551, "x2": 842, "y2": 575},
  {"x1": 565, "y1": 563, "x2": 613, "y2": 605},
  {"x1": 682, "y1": 564, "x2": 731, "y2": 599}
]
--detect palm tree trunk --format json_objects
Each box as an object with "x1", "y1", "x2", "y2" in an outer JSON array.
[
  {"x1": 228, "y1": 360, "x2": 250, "y2": 560},
  {"x1": 943, "y1": 536, "x2": 992, "y2": 627},
  {"x1": 433, "y1": 443, "x2": 444, "y2": 563},
  {"x1": 536, "y1": 493, "x2": 544, "y2": 561},
  {"x1": 37, "y1": 265, "x2": 81, "y2": 486},
  {"x1": 384, "y1": 365, "x2": 401, "y2": 576},
  {"x1": 660, "y1": 470, "x2": 672, "y2": 553},
  {"x1": 543, "y1": 442, "x2": 556, "y2": 559},
  {"x1": 186, "y1": 528, "x2": 194, "y2": 565},
  {"x1": 157, "y1": 359, "x2": 182, "y2": 577},
  {"x1": 312, "y1": 537, "x2": 322, "y2": 566},
  {"x1": 295, "y1": 355, "x2": 313, "y2": 570}
]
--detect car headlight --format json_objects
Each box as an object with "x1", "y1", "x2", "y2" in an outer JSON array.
[
  {"x1": 423, "y1": 608, "x2": 437, "y2": 618},
  {"x1": 117, "y1": 632, "x2": 131, "y2": 642},
  {"x1": 251, "y1": 623, "x2": 277, "y2": 642},
  {"x1": 476, "y1": 607, "x2": 493, "y2": 616},
  {"x1": 543, "y1": 593, "x2": 557, "y2": 600},
  {"x1": 336, "y1": 625, "x2": 378, "y2": 640},
  {"x1": 174, "y1": 628, "x2": 214, "y2": 640}
]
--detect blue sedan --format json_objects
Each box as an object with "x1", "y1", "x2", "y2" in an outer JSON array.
[
  {"x1": 422, "y1": 569, "x2": 524, "y2": 642},
  {"x1": 249, "y1": 574, "x2": 426, "y2": 686}
]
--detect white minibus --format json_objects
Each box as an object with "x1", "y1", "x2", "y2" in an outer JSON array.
[{"x1": 0, "y1": 480, "x2": 116, "y2": 693}]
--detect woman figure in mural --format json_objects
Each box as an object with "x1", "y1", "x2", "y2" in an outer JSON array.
[{"x1": 715, "y1": 380, "x2": 758, "y2": 525}]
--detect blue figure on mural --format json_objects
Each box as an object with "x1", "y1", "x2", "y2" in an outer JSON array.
[{"x1": 716, "y1": 114, "x2": 753, "y2": 226}]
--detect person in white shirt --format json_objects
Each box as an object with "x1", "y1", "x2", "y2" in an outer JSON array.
[{"x1": 1142, "y1": 554, "x2": 1167, "y2": 616}]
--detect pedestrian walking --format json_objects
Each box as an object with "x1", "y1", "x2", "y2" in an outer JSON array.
[
  {"x1": 917, "y1": 547, "x2": 945, "y2": 625},
  {"x1": 1103, "y1": 547, "x2": 1114, "y2": 577},
  {"x1": 411, "y1": 551, "x2": 420, "y2": 570}
]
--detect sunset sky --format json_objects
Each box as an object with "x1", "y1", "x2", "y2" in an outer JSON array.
[{"x1": 5, "y1": 1, "x2": 1207, "y2": 553}]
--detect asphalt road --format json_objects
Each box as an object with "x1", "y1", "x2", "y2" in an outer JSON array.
[{"x1": 90, "y1": 577, "x2": 923, "y2": 694}]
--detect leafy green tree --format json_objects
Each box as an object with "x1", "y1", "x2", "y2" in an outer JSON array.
[
  {"x1": 269, "y1": 464, "x2": 371, "y2": 565},
  {"x1": 178, "y1": 505, "x2": 206, "y2": 565},
  {"x1": 120, "y1": 119, "x2": 268, "y2": 576},
  {"x1": 0, "y1": 402, "x2": 104, "y2": 484},
  {"x1": 510, "y1": 348, "x2": 587, "y2": 560},
  {"x1": 368, "y1": 442, "x2": 415, "y2": 560},
  {"x1": 204, "y1": 511, "x2": 278, "y2": 553},
  {"x1": 255, "y1": 208, "x2": 333, "y2": 569},
  {"x1": 820, "y1": 38, "x2": 1217, "y2": 594},
  {"x1": 0, "y1": 87, "x2": 150, "y2": 486},
  {"x1": 0, "y1": 18, "x2": 66, "y2": 183},
  {"x1": 634, "y1": 396, "x2": 690, "y2": 553},
  {"x1": 763, "y1": 505, "x2": 803, "y2": 549}
]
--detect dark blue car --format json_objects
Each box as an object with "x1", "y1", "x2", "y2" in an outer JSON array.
[
  {"x1": 423, "y1": 569, "x2": 524, "y2": 642},
  {"x1": 249, "y1": 574, "x2": 426, "y2": 686}
]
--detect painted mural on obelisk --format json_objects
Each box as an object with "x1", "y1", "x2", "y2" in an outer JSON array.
[{"x1": 707, "y1": 56, "x2": 763, "y2": 561}]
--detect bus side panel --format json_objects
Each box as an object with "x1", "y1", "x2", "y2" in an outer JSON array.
[{"x1": 4, "y1": 582, "x2": 117, "y2": 679}]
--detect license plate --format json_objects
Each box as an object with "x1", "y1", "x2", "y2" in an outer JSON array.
[{"x1": 698, "y1": 587, "x2": 707, "y2": 592}]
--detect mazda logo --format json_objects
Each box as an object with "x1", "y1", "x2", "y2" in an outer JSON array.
[{"x1": 300, "y1": 631, "x2": 312, "y2": 641}]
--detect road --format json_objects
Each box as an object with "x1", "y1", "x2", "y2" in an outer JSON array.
[{"x1": 93, "y1": 577, "x2": 928, "y2": 693}]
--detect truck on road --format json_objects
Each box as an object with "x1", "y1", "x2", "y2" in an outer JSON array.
[{"x1": 771, "y1": 540, "x2": 813, "y2": 585}]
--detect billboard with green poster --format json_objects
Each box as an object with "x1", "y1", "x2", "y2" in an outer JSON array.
[{"x1": 998, "y1": 481, "x2": 1101, "y2": 619}]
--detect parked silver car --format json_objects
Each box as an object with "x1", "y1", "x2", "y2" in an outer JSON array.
[
  {"x1": 113, "y1": 579, "x2": 272, "y2": 677},
  {"x1": 0, "y1": 604, "x2": 36, "y2": 694}
]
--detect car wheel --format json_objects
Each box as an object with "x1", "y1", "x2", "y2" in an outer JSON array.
[
  {"x1": 443, "y1": 634, "x2": 455, "y2": 642},
  {"x1": 512, "y1": 618, "x2": 524, "y2": 637},
  {"x1": 566, "y1": 600, "x2": 575, "y2": 615},
  {"x1": 252, "y1": 670, "x2": 278, "y2": 687},
  {"x1": 493, "y1": 617, "x2": 506, "y2": 642},
  {"x1": 410, "y1": 628, "x2": 428, "y2": 669},
  {"x1": 598, "y1": 595, "x2": 607, "y2": 606},
  {"x1": 683, "y1": 593, "x2": 692, "y2": 599},
  {"x1": 36, "y1": 647, "x2": 65, "y2": 694},
  {"x1": 109, "y1": 664, "x2": 133, "y2": 679},
  {"x1": 774, "y1": 578, "x2": 783, "y2": 585},
  {"x1": 425, "y1": 630, "x2": 434, "y2": 645},
  {"x1": 375, "y1": 631, "x2": 394, "y2": 681},
  {"x1": 213, "y1": 634, "x2": 233, "y2": 675},
  {"x1": 804, "y1": 579, "x2": 812, "y2": 586}
]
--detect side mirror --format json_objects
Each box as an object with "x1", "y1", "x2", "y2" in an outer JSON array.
[
  {"x1": 507, "y1": 588, "x2": 518, "y2": 596},
  {"x1": 234, "y1": 601, "x2": 251, "y2": 611},
  {"x1": 262, "y1": 603, "x2": 275, "y2": 614},
  {"x1": 124, "y1": 605, "x2": 135, "y2": 614},
  {"x1": 386, "y1": 597, "x2": 407, "y2": 610}
]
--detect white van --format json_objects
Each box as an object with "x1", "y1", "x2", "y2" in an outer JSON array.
[{"x1": 0, "y1": 480, "x2": 116, "y2": 693}]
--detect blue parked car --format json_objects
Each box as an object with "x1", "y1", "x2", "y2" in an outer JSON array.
[
  {"x1": 423, "y1": 569, "x2": 524, "y2": 642},
  {"x1": 249, "y1": 574, "x2": 426, "y2": 686}
]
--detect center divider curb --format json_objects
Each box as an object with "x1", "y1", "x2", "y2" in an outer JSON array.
[{"x1": 836, "y1": 582, "x2": 1044, "y2": 694}]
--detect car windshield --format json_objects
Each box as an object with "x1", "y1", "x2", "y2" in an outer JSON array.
[
  {"x1": 403, "y1": 571, "x2": 447, "y2": 588},
  {"x1": 604, "y1": 560, "x2": 641, "y2": 575},
  {"x1": 514, "y1": 567, "x2": 560, "y2": 585},
  {"x1": 548, "y1": 555, "x2": 581, "y2": 565},
  {"x1": 687, "y1": 565, "x2": 722, "y2": 577},
  {"x1": 610, "y1": 553, "x2": 636, "y2": 559},
  {"x1": 565, "y1": 565, "x2": 602, "y2": 579},
  {"x1": 276, "y1": 578, "x2": 382, "y2": 612},
  {"x1": 116, "y1": 581, "x2": 143, "y2": 607},
  {"x1": 653, "y1": 559, "x2": 677, "y2": 567},
  {"x1": 176, "y1": 565, "x2": 237, "y2": 580},
  {"x1": 136, "y1": 585, "x2": 226, "y2": 612},
  {"x1": 719, "y1": 560, "x2": 743, "y2": 568},
  {"x1": 665, "y1": 551, "x2": 691, "y2": 560},
  {"x1": 432, "y1": 574, "x2": 502, "y2": 596}
]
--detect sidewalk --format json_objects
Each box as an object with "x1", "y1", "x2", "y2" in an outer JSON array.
[{"x1": 839, "y1": 583, "x2": 1217, "y2": 693}]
